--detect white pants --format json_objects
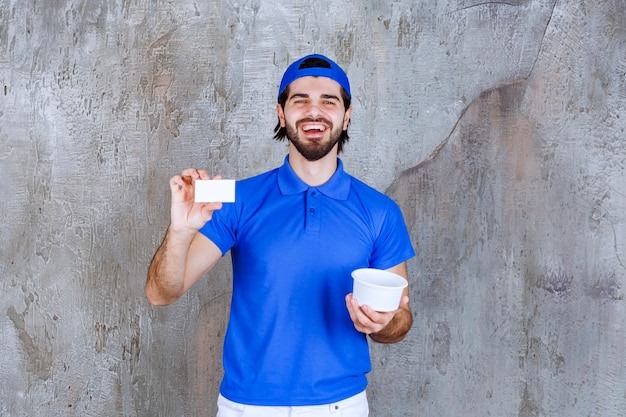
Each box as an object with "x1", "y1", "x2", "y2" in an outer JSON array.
[{"x1": 216, "y1": 391, "x2": 369, "y2": 417}]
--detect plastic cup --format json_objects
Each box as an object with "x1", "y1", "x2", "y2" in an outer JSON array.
[{"x1": 351, "y1": 268, "x2": 408, "y2": 312}]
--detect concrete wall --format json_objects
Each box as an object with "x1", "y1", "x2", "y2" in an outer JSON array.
[{"x1": 1, "y1": 0, "x2": 624, "y2": 416}]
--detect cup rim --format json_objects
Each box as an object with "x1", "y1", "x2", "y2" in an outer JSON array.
[{"x1": 351, "y1": 268, "x2": 408, "y2": 289}]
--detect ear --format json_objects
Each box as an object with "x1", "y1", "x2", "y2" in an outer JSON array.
[
  {"x1": 343, "y1": 106, "x2": 353, "y2": 131},
  {"x1": 276, "y1": 103, "x2": 286, "y2": 128}
]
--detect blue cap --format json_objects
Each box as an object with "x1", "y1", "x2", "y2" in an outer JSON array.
[{"x1": 277, "y1": 54, "x2": 351, "y2": 101}]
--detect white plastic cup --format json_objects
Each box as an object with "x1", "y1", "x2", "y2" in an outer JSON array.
[{"x1": 351, "y1": 268, "x2": 408, "y2": 312}]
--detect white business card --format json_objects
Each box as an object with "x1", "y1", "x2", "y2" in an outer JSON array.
[{"x1": 194, "y1": 179, "x2": 236, "y2": 203}]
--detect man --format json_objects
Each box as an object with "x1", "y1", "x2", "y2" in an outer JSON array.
[{"x1": 146, "y1": 54, "x2": 415, "y2": 417}]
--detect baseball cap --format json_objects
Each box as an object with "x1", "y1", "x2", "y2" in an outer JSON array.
[{"x1": 277, "y1": 54, "x2": 351, "y2": 101}]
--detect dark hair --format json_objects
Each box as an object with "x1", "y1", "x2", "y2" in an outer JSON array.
[{"x1": 273, "y1": 59, "x2": 352, "y2": 154}]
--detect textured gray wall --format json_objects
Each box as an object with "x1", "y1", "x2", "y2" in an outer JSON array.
[{"x1": 1, "y1": 0, "x2": 624, "y2": 416}]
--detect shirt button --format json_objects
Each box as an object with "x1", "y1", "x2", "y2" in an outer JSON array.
[{"x1": 309, "y1": 208, "x2": 315, "y2": 213}]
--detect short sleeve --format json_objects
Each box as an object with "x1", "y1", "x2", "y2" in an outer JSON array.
[
  {"x1": 199, "y1": 203, "x2": 238, "y2": 256},
  {"x1": 368, "y1": 197, "x2": 415, "y2": 270}
]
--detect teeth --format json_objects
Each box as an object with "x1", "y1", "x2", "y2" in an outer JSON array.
[{"x1": 303, "y1": 125, "x2": 325, "y2": 131}]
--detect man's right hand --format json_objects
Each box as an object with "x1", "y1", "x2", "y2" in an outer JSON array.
[
  {"x1": 145, "y1": 168, "x2": 226, "y2": 306},
  {"x1": 169, "y1": 168, "x2": 224, "y2": 234}
]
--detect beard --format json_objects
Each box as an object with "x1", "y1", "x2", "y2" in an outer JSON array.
[{"x1": 285, "y1": 118, "x2": 343, "y2": 161}]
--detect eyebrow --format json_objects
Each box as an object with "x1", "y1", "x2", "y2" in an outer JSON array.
[
  {"x1": 289, "y1": 93, "x2": 341, "y2": 101},
  {"x1": 321, "y1": 94, "x2": 340, "y2": 101}
]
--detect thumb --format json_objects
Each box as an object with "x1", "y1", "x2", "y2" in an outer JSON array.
[
  {"x1": 199, "y1": 202, "x2": 223, "y2": 222},
  {"x1": 399, "y1": 295, "x2": 410, "y2": 308}
]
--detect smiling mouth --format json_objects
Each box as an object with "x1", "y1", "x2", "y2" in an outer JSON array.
[
  {"x1": 298, "y1": 119, "x2": 331, "y2": 136},
  {"x1": 302, "y1": 123, "x2": 327, "y2": 132}
]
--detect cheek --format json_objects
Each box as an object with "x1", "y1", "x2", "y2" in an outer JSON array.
[{"x1": 282, "y1": 110, "x2": 298, "y2": 127}]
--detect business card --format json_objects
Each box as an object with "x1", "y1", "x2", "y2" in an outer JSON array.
[{"x1": 194, "y1": 179, "x2": 236, "y2": 203}]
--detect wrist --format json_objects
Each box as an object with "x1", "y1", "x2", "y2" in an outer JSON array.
[
  {"x1": 370, "y1": 306, "x2": 413, "y2": 344},
  {"x1": 167, "y1": 224, "x2": 198, "y2": 242}
]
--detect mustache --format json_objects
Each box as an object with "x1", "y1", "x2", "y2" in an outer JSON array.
[{"x1": 296, "y1": 117, "x2": 332, "y2": 127}]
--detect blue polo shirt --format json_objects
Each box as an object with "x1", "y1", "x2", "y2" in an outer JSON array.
[{"x1": 199, "y1": 156, "x2": 415, "y2": 406}]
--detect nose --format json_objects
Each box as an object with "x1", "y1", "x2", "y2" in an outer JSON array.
[{"x1": 306, "y1": 102, "x2": 321, "y2": 118}]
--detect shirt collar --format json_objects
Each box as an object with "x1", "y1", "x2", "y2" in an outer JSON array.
[{"x1": 277, "y1": 155, "x2": 351, "y2": 200}]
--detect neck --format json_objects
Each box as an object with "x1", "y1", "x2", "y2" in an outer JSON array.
[{"x1": 288, "y1": 145, "x2": 338, "y2": 187}]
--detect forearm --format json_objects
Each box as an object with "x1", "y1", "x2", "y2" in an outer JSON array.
[
  {"x1": 369, "y1": 305, "x2": 413, "y2": 344},
  {"x1": 145, "y1": 226, "x2": 196, "y2": 306}
]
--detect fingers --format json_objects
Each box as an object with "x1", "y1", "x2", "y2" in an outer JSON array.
[
  {"x1": 180, "y1": 168, "x2": 201, "y2": 179},
  {"x1": 345, "y1": 294, "x2": 359, "y2": 322},
  {"x1": 346, "y1": 293, "x2": 396, "y2": 335},
  {"x1": 169, "y1": 175, "x2": 186, "y2": 192},
  {"x1": 170, "y1": 169, "x2": 223, "y2": 191},
  {"x1": 346, "y1": 295, "x2": 370, "y2": 333},
  {"x1": 179, "y1": 168, "x2": 223, "y2": 181}
]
